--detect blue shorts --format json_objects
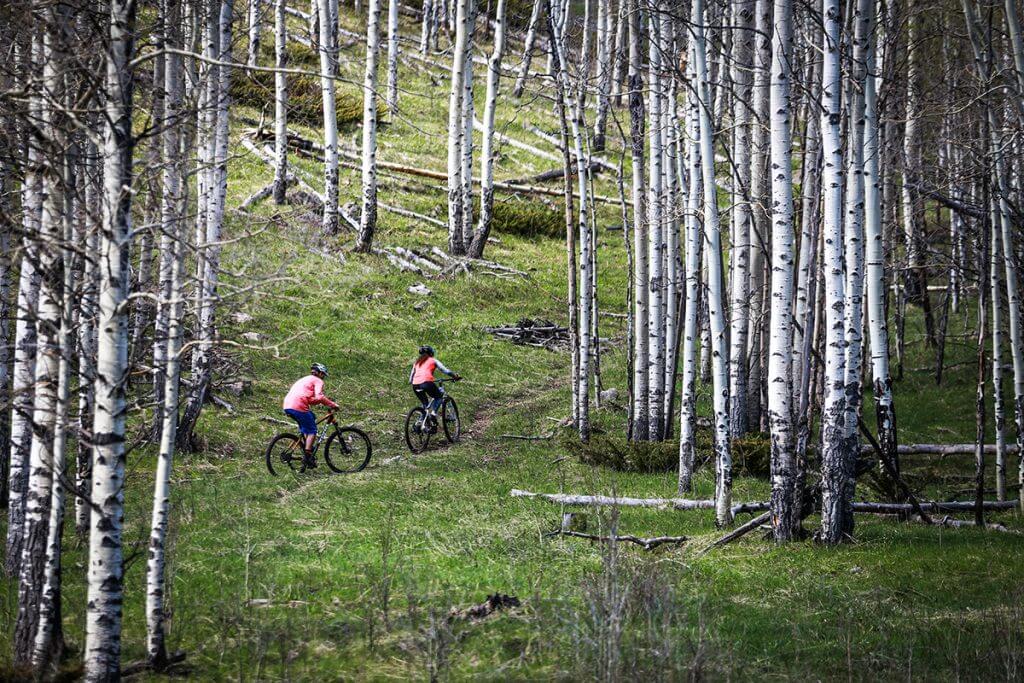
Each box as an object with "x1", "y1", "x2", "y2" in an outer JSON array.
[{"x1": 284, "y1": 409, "x2": 317, "y2": 435}]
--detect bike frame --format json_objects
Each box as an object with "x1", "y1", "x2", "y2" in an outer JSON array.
[{"x1": 287, "y1": 412, "x2": 337, "y2": 454}]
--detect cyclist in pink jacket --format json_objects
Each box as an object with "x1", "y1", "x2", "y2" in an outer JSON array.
[
  {"x1": 283, "y1": 362, "x2": 339, "y2": 467},
  {"x1": 410, "y1": 345, "x2": 460, "y2": 420}
]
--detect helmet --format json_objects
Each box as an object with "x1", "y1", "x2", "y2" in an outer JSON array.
[
  {"x1": 418, "y1": 345, "x2": 435, "y2": 357},
  {"x1": 310, "y1": 362, "x2": 329, "y2": 376}
]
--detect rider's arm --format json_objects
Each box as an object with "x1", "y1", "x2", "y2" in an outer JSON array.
[
  {"x1": 434, "y1": 359, "x2": 457, "y2": 377},
  {"x1": 310, "y1": 378, "x2": 340, "y2": 409},
  {"x1": 409, "y1": 363, "x2": 416, "y2": 384}
]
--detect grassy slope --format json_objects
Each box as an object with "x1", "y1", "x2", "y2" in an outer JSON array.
[{"x1": 3, "y1": 9, "x2": 1024, "y2": 681}]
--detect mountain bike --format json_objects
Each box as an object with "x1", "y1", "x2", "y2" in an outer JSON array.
[
  {"x1": 404, "y1": 378, "x2": 462, "y2": 453},
  {"x1": 266, "y1": 410, "x2": 372, "y2": 475}
]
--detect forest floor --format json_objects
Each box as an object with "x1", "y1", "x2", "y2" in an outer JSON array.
[{"x1": 3, "y1": 8, "x2": 1024, "y2": 681}]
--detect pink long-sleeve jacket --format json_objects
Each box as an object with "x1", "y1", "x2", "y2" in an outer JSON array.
[{"x1": 282, "y1": 375, "x2": 339, "y2": 412}]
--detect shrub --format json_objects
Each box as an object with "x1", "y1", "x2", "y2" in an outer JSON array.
[
  {"x1": 732, "y1": 432, "x2": 771, "y2": 477},
  {"x1": 231, "y1": 70, "x2": 374, "y2": 128},
  {"x1": 567, "y1": 435, "x2": 679, "y2": 474},
  {"x1": 493, "y1": 199, "x2": 563, "y2": 239}
]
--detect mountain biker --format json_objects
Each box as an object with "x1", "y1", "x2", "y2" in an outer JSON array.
[
  {"x1": 283, "y1": 363, "x2": 339, "y2": 468},
  {"x1": 410, "y1": 346, "x2": 460, "y2": 427}
]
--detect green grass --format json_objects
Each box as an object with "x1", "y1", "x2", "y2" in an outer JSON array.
[{"x1": 2, "y1": 9, "x2": 1024, "y2": 681}]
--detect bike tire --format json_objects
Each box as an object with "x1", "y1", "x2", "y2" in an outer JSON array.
[
  {"x1": 266, "y1": 433, "x2": 302, "y2": 476},
  {"x1": 442, "y1": 397, "x2": 461, "y2": 443},
  {"x1": 405, "y1": 406, "x2": 432, "y2": 453},
  {"x1": 325, "y1": 427, "x2": 373, "y2": 473}
]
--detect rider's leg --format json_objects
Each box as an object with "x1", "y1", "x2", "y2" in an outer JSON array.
[
  {"x1": 304, "y1": 433, "x2": 315, "y2": 453},
  {"x1": 425, "y1": 383, "x2": 443, "y2": 416}
]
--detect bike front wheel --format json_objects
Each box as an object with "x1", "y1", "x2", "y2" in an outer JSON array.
[
  {"x1": 405, "y1": 407, "x2": 432, "y2": 453},
  {"x1": 266, "y1": 433, "x2": 303, "y2": 476},
  {"x1": 442, "y1": 397, "x2": 461, "y2": 443},
  {"x1": 325, "y1": 427, "x2": 373, "y2": 473}
]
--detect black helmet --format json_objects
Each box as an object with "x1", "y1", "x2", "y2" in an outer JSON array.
[
  {"x1": 310, "y1": 362, "x2": 329, "y2": 376},
  {"x1": 418, "y1": 345, "x2": 435, "y2": 357}
]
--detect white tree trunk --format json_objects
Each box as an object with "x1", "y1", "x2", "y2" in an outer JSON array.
[
  {"x1": 591, "y1": 0, "x2": 612, "y2": 150},
  {"x1": 420, "y1": 0, "x2": 433, "y2": 53},
  {"x1": 357, "y1": 0, "x2": 382, "y2": 251},
  {"x1": 691, "y1": 0, "x2": 732, "y2": 526},
  {"x1": 626, "y1": 0, "x2": 648, "y2": 441},
  {"x1": 446, "y1": 0, "x2": 471, "y2": 254},
  {"x1": 459, "y1": 35, "x2": 475, "y2": 246},
  {"x1": 247, "y1": 0, "x2": 262, "y2": 66},
  {"x1": 862, "y1": 0, "x2": 897, "y2": 492},
  {"x1": 468, "y1": 0, "x2": 507, "y2": 258},
  {"x1": 645, "y1": 9, "x2": 665, "y2": 439},
  {"x1": 839, "y1": 0, "x2": 871, "y2": 538},
  {"x1": 767, "y1": 0, "x2": 798, "y2": 542},
  {"x1": 386, "y1": 0, "x2": 400, "y2": 118},
  {"x1": 744, "y1": 0, "x2": 772, "y2": 433},
  {"x1": 320, "y1": 0, "x2": 341, "y2": 232},
  {"x1": 512, "y1": 0, "x2": 542, "y2": 98},
  {"x1": 272, "y1": 0, "x2": 289, "y2": 204},
  {"x1": 146, "y1": 5, "x2": 184, "y2": 664},
  {"x1": 548, "y1": 0, "x2": 592, "y2": 440},
  {"x1": 15, "y1": 25, "x2": 61, "y2": 663},
  {"x1": 85, "y1": 0, "x2": 135, "y2": 676},
  {"x1": 76, "y1": 144, "x2": 100, "y2": 535},
  {"x1": 677, "y1": 46, "x2": 702, "y2": 491},
  {"x1": 818, "y1": 0, "x2": 848, "y2": 545},
  {"x1": 728, "y1": 0, "x2": 754, "y2": 440},
  {"x1": 32, "y1": 139, "x2": 79, "y2": 671}
]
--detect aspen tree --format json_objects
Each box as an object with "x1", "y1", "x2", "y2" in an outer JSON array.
[
  {"x1": 818, "y1": 0, "x2": 849, "y2": 544},
  {"x1": 85, "y1": 0, "x2": 136, "y2": 674},
  {"x1": 356, "y1": 0, "x2": 383, "y2": 251},
  {"x1": 767, "y1": 0, "x2": 798, "y2": 541}
]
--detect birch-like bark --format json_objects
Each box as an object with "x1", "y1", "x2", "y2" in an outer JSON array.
[
  {"x1": 592, "y1": 0, "x2": 612, "y2": 151},
  {"x1": 468, "y1": 0, "x2": 507, "y2": 258},
  {"x1": 627, "y1": 0, "x2": 648, "y2": 441},
  {"x1": 446, "y1": 0, "x2": 471, "y2": 254},
  {"x1": 85, "y1": 0, "x2": 135, "y2": 676},
  {"x1": 15, "y1": 22, "x2": 61, "y2": 664},
  {"x1": 692, "y1": 0, "x2": 732, "y2": 526},
  {"x1": 512, "y1": 0, "x2": 542, "y2": 98},
  {"x1": 863, "y1": 0, "x2": 898, "y2": 489},
  {"x1": 356, "y1": 0, "x2": 382, "y2": 251},
  {"x1": 840, "y1": 0, "x2": 871, "y2": 536},
  {"x1": 662, "y1": 56, "x2": 683, "y2": 428},
  {"x1": 646, "y1": 10, "x2": 665, "y2": 439},
  {"x1": 729, "y1": 0, "x2": 754, "y2": 440},
  {"x1": 272, "y1": 0, "x2": 289, "y2": 204},
  {"x1": 548, "y1": 0, "x2": 592, "y2": 440},
  {"x1": 678, "y1": 45, "x2": 702, "y2": 491},
  {"x1": 320, "y1": 0, "x2": 340, "y2": 233},
  {"x1": 32, "y1": 128, "x2": 79, "y2": 671},
  {"x1": 0, "y1": 173, "x2": 10, "y2": 508},
  {"x1": 248, "y1": 0, "x2": 262, "y2": 66},
  {"x1": 818, "y1": 0, "x2": 848, "y2": 545},
  {"x1": 459, "y1": 29, "x2": 475, "y2": 246},
  {"x1": 963, "y1": 0, "x2": 1024, "y2": 513},
  {"x1": 767, "y1": 0, "x2": 797, "y2": 542},
  {"x1": 386, "y1": 0, "x2": 400, "y2": 118},
  {"x1": 610, "y1": 0, "x2": 626, "y2": 106},
  {"x1": 178, "y1": 0, "x2": 231, "y2": 452},
  {"x1": 6, "y1": 32, "x2": 42, "y2": 577},
  {"x1": 745, "y1": 0, "x2": 772, "y2": 433},
  {"x1": 76, "y1": 144, "x2": 100, "y2": 535}
]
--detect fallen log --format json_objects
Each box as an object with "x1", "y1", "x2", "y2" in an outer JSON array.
[
  {"x1": 523, "y1": 123, "x2": 618, "y2": 172},
  {"x1": 546, "y1": 529, "x2": 689, "y2": 551},
  {"x1": 472, "y1": 117, "x2": 562, "y2": 163},
  {"x1": 334, "y1": 148, "x2": 630, "y2": 206},
  {"x1": 861, "y1": 443, "x2": 1020, "y2": 456},
  {"x1": 510, "y1": 489, "x2": 770, "y2": 516},
  {"x1": 697, "y1": 512, "x2": 772, "y2": 557},
  {"x1": 851, "y1": 500, "x2": 1018, "y2": 514},
  {"x1": 507, "y1": 160, "x2": 606, "y2": 186}
]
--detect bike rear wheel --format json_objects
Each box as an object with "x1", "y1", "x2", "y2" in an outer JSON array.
[
  {"x1": 405, "y1": 407, "x2": 432, "y2": 453},
  {"x1": 325, "y1": 427, "x2": 373, "y2": 473},
  {"x1": 442, "y1": 397, "x2": 461, "y2": 443},
  {"x1": 266, "y1": 433, "x2": 303, "y2": 476}
]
